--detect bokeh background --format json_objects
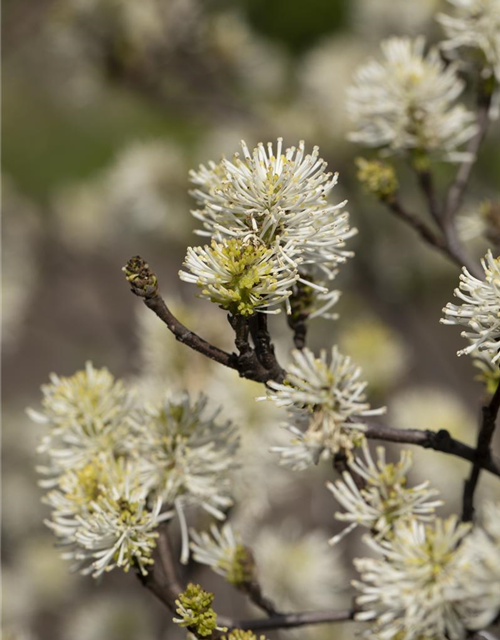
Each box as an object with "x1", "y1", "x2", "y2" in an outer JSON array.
[{"x1": 3, "y1": 0, "x2": 500, "y2": 638}]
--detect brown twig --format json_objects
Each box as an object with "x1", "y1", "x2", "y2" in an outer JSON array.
[
  {"x1": 403, "y1": 82, "x2": 494, "y2": 281},
  {"x1": 248, "y1": 314, "x2": 286, "y2": 383},
  {"x1": 140, "y1": 526, "x2": 354, "y2": 633},
  {"x1": 462, "y1": 377, "x2": 500, "y2": 521},
  {"x1": 414, "y1": 167, "x2": 442, "y2": 226},
  {"x1": 385, "y1": 198, "x2": 482, "y2": 278},
  {"x1": 333, "y1": 450, "x2": 365, "y2": 490},
  {"x1": 286, "y1": 280, "x2": 315, "y2": 350},
  {"x1": 138, "y1": 525, "x2": 183, "y2": 610},
  {"x1": 365, "y1": 422, "x2": 500, "y2": 478},
  {"x1": 444, "y1": 83, "x2": 494, "y2": 223},
  {"x1": 385, "y1": 197, "x2": 482, "y2": 277},
  {"x1": 227, "y1": 608, "x2": 356, "y2": 631},
  {"x1": 240, "y1": 581, "x2": 281, "y2": 617},
  {"x1": 123, "y1": 256, "x2": 281, "y2": 383},
  {"x1": 386, "y1": 198, "x2": 448, "y2": 254},
  {"x1": 124, "y1": 256, "x2": 236, "y2": 369}
]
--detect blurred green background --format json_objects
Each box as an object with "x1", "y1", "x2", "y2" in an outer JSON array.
[{"x1": 2, "y1": 0, "x2": 500, "y2": 639}]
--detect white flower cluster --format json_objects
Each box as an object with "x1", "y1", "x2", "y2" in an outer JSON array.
[
  {"x1": 130, "y1": 393, "x2": 239, "y2": 563},
  {"x1": 251, "y1": 523, "x2": 347, "y2": 611},
  {"x1": 347, "y1": 37, "x2": 477, "y2": 160},
  {"x1": 180, "y1": 238, "x2": 299, "y2": 317},
  {"x1": 353, "y1": 508, "x2": 500, "y2": 640},
  {"x1": 29, "y1": 363, "x2": 239, "y2": 575},
  {"x1": 439, "y1": 0, "x2": 500, "y2": 81},
  {"x1": 327, "y1": 441, "x2": 442, "y2": 544},
  {"x1": 263, "y1": 347, "x2": 386, "y2": 470},
  {"x1": 441, "y1": 249, "x2": 500, "y2": 363},
  {"x1": 190, "y1": 523, "x2": 253, "y2": 585},
  {"x1": 28, "y1": 362, "x2": 133, "y2": 481},
  {"x1": 181, "y1": 139, "x2": 357, "y2": 318}
]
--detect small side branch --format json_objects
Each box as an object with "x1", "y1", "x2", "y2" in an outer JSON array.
[
  {"x1": 140, "y1": 526, "x2": 353, "y2": 634},
  {"x1": 287, "y1": 280, "x2": 315, "y2": 350},
  {"x1": 385, "y1": 199, "x2": 482, "y2": 278},
  {"x1": 228, "y1": 608, "x2": 355, "y2": 631},
  {"x1": 386, "y1": 198, "x2": 449, "y2": 255},
  {"x1": 138, "y1": 525, "x2": 183, "y2": 611},
  {"x1": 248, "y1": 314, "x2": 286, "y2": 383},
  {"x1": 462, "y1": 377, "x2": 500, "y2": 521},
  {"x1": 124, "y1": 256, "x2": 237, "y2": 370},
  {"x1": 414, "y1": 167, "x2": 442, "y2": 226},
  {"x1": 241, "y1": 580, "x2": 281, "y2": 617},
  {"x1": 444, "y1": 84, "x2": 494, "y2": 222},
  {"x1": 364, "y1": 422, "x2": 500, "y2": 478},
  {"x1": 123, "y1": 256, "x2": 283, "y2": 384}
]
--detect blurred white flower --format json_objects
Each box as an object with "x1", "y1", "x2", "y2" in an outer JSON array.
[
  {"x1": 190, "y1": 523, "x2": 254, "y2": 585},
  {"x1": 8, "y1": 537, "x2": 75, "y2": 613},
  {"x1": 347, "y1": 37, "x2": 477, "y2": 160},
  {"x1": 135, "y1": 303, "x2": 293, "y2": 535},
  {"x1": 47, "y1": 0, "x2": 202, "y2": 102},
  {"x1": 264, "y1": 347, "x2": 385, "y2": 469},
  {"x1": 441, "y1": 249, "x2": 500, "y2": 362},
  {"x1": 179, "y1": 238, "x2": 299, "y2": 316},
  {"x1": 190, "y1": 523, "x2": 238, "y2": 573},
  {"x1": 1, "y1": 627, "x2": 37, "y2": 640},
  {"x1": 388, "y1": 387, "x2": 475, "y2": 503},
  {"x1": 354, "y1": 516, "x2": 472, "y2": 640},
  {"x1": 208, "y1": 10, "x2": 288, "y2": 99},
  {"x1": 352, "y1": 0, "x2": 439, "y2": 38},
  {"x1": 456, "y1": 204, "x2": 489, "y2": 242},
  {"x1": 299, "y1": 36, "x2": 369, "y2": 143},
  {"x1": 53, "y1": 141, "x2": 191, "y2": 250},
  {"x1": 64, "y1": 596, "x2": 157, "y2": 640},
  {"x1": 252, "y1": 523, "x2": 347, "y2": 610},
  {"x1": 31, "y1": 363, "x2": 239, "y2": 573},
  {"x1": 453, "y1": 501, "x2": 500, "y2": 629},
  {"x1": 2, "y1": 177, "x2": 41, "y2": 350},
  {"x1": 130, "y1": 393, "x2": 239, "y2": 563},
  {"x1": 104, "y1": 140, "x2": 190, "y2": 236},
  {"x1": 389, "y1": 387, "x2": 474, "y2": 444},
  {"x1": 327, "y1": 441, "x2": 442, "y2": 545},
  {"x1": 28, "y1": 362, "x2": 134, "y2": 481},
  {"x1": 438, "y1": 0, "x2": 500, "y2": 81},
  {"x1": 337, "y1": 315, "x2": 408, "y2": 393},
  {"x1": 207, "y1": 370, "x2": 297, "y2": 533}
]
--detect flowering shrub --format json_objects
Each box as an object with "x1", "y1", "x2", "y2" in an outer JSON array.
[{"x1": 28, "y1": 2, "x2": 500, "y2": 639}]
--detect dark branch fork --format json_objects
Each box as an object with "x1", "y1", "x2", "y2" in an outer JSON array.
[
  {"x1": 124, "y1": 256, "x2": 500, "y2": 479},
  {"x1": 123, "y1": 256, "x2": 285, "y2": 384}
]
